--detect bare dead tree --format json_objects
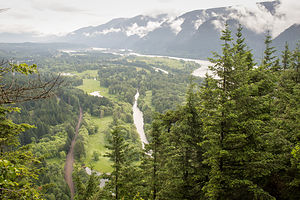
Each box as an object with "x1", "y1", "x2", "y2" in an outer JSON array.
[{"x1": 0, "y1": 59, "x2": 63, "y2": 104}]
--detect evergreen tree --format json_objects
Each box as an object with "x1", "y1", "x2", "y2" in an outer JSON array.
[
  {"x1": 145, "y1": 80, "x2": 206, "y2": 200},
  {"x1": 281, "y1": 42, "x2": 291, "y2": 70},
  {"x1": 270, "y1": 43, "x2": 300, "y2": 199},
  {"x1": 105, "y1": 121, "x2": 124, "y2": 200},
  {"x1": 263, "y1": 31, "x2": 277, "y2": 69},
  {"x1": 201, "y1": 24, "x2": 275, "y2": 199},
  {"x1": 104, "y1": 118, "x2": 139, "y2": 199},
  {"x1": 291, "y1": 42, "x2": 300, "y2": 83},
  {"x1": 146, "y1": 118, "x2": 162, "y2": 200}
]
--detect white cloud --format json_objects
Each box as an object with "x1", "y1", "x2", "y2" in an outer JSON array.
[
  {"x1": 126, "y1": 21, "x2": 164, "y2": 37},
  {"x1": 194, "y1": 19, "x2": 204, "y2": 29},
  {"x1": 228, "y1": 0, "x2": 300, "y2": 37},
  {"x1": 83, "y1": 28, "x2": 122, "y2": 37},
  {"x1": 100, "y1": 28, "x2": 122, "y2": 35},
  {"x1": 0, "y1": 0, "x2": 298, "y2": 37},
  {"x1": 211, "y1": 19, "x2": 226, "y2": 32},
  {"x1": 169, "y1": 18, "x2": 184, "y2": 34},
  {"x1": 99, "y1": 28, "x2": 121, "y2": 35},
  {"x1": 229, "y1": 3, "x2": 279, "y2": 36},
  {"x1": 194, "y1": 10, "x2": 210, "y2": 29},
  {"x1": 276, "y1": 0, "x2": 300, "y2": 33}
]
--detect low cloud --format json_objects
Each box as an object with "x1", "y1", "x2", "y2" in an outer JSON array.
[
  {"x1": 83, "y1": 20, "x2": 165, "y2": 38},
  {"x1": 84, "y1": 28, "x2": 121, "y2": 37},
  {"x1": 276, "y1": 0, "x2": 300, "y2": 31},
  {"x1": 169, "y1": 17, "x2": 184, "y2": 34},
  {"x1": 99, "y1": 28, "x2": 122, "y2": 35},
  {"x1": 126, "y1": 21, "x2": 164, "y2": 37},
  {"x1": 229, "y1": 0, "x2": 300, "y2": 37},
  {"x1": 194, "y1": 10, "x2": 209, "y2": 30},
  {"x1": 212, "y1": 19, "x2": 227, "y2": 32}
]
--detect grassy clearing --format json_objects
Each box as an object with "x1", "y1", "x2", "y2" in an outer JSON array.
[
  {"x1": 74, "y1": 70, "x2": 118, "y2": 172},
  {"x1": 144, "y1": 90, "x2": 154, "y2": 111},
  {"x1": 132, "y1": 56, "x2": 186, "y2": 70},
  {"x1": 73, "y1": 70, "x2": 98, "y2": 78},
  {"x1": 73, "y1": 69, "x2": 117, "y2": 100},
  {"x1": 77, "y1": 79, "x2": 116, "y2": 100},
  {"x1": 84, "y1": 116, "x2": 113, "y2": 173}
]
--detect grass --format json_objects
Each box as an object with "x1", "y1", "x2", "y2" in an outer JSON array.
[
  {"x1": 132, "y1": 56, "x2": 186, "y2": 70},
  {"x1": 144, "y1": 90, "x2": 154, "y2": 111},
  {"x1": 73, "y1": 70, "x2": 99, "y2": 78},
  {"x1": 74, "y1": 70, "x2": 120, "y2": 172},
  {"x1": 84, "y1": 116, "x2": 113, "y2": 173},
  {"x1": 73, "y1": 70, "x2": 116, "y2": 172},
  {"x1": 77, "y1": 79, "x2": 100, "y2": 93},
  {"x1": 73, "y1": 69, "x2": 118, "y2": 100},
  {"x1": 77, "y1": 79, "x2": 116, "y2": 100}
]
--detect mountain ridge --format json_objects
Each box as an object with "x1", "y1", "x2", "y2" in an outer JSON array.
[{"x1": 1, "y1": 1, "x2": 299, "y2": 59}]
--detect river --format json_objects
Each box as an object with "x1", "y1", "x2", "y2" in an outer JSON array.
[
  {"x1": 132, "y1": 91, "x2": 149, "y2": 149},
  {"x1": 91, "y1": 48, "x2": 213, "y2": 78},
  {"x1": 83, "y1": 90, "x2": 148, "y2": 188},
  {"x1": 127, "y1": 52, "x2": 213, "y2": 77},
  {"x1": 61, "y1": 48, "x2": 213, "y2": 78}
]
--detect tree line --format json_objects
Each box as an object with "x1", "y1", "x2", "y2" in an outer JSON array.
[
  {"x1": 81, "y1": 25, "x2": 300, "y2": 199},
  {"x1": 0, "y1": 23, "x2": 299, "y2": 199}
]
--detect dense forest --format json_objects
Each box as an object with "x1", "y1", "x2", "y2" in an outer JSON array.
[{"x1": 0, "y1": 24, "x2": 300, "y2": 200}]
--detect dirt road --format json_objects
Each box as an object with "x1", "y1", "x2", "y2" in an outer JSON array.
[{"x1": 64, "y1": 107, "x2": 83, "y2": 200}]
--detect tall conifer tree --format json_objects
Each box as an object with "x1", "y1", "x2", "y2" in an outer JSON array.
[{"x1": 201, "y1": 24, "x2": 275, "y2": 200}]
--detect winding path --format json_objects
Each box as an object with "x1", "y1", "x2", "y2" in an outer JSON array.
[{"x1": 64, "y1": 107, "x2": 83, "y2": 200}]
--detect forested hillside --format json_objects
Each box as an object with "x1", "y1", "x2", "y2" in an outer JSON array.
[
  {"x1": 88, "y1": 25, "x2": 300, "y2": 200},
  {"x1": 0, "y1": 23, "x2": 299, "y2": 200}
]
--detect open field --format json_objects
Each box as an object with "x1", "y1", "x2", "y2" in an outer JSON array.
[
  {"x1": 84, "y1": 116, "x2": 113, "y2": 173},
  {"x1": 76, "y1": 78, "x2": 117, "y2": 101},
  {"x1": 144, "y1": 90, "x2": 154, "y2": 111},
  {"x1": 73, "y1": 70, "x2": 98, "y2": 78}
]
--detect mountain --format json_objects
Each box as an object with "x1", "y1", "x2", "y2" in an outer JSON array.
[
  {"x1": 2, "y1": 1, "x2": 299, "y2": 60},
  {"x1": 60, "y1": 1, "x2": 299, "y2": 59},
  {"x1": 273, "y1": 24, "x2": 300, "y2": 51}
]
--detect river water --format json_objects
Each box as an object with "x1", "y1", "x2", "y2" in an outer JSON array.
[
  {"x1": 132, "y1": 91, "x2": 149, "y2": 149},
  {"x1": 128, "y1": 52, "x2": 213, "y2": 77},
  {"x1": 62, "y1": 48, "x2": 213, "y2": 78}
]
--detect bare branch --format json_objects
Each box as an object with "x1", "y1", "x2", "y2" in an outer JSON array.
[{"x1": 0, "y1": 61, "x2": 63, "y2": 104}]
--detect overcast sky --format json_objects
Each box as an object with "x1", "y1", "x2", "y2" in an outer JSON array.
[{"x1": 0, "y1": 0, "x2": 298, "y2": 36}]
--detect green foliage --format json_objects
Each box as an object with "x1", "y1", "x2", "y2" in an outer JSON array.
[
  {"x1": 0, "y1": 62, "x2": 53, "y2": 199},
  {"x1": 83, "y1": 115, "x2": 113, "y2": 173},
  {"x1": 73, "y1": 167, "x2": 99, "y2": 200},
  {"x1": 200, "y1": 24, "x2": 279, "y2": 199},
  {"x1": 0, "y1": 106, "x2": 34, "y2": 149},
  {"x1": 38, "y1": 162, "x2": 70, "y2": 200},
  {"x1": 1, "y1": 29, "x2": 300, "y2": 200},
  {"x1": 0, "y1": 150, "x2": 42, "y2": 200},
  {"x1": 9, "y1": 63, "x2": 37, "y2": 75},
  {"x1": 103, "y1": 119, "x2": 141, "y2": 199},
  {"x1": 263, "y1": 31, "x2": 279, "y2": 71},
  {"x1": 92, "y1": 151, "x2": 100, "y2": 161}
]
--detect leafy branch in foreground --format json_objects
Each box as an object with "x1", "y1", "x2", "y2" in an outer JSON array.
[{"x1": 0, "y1": 60, "x2": 62, "y2": 199}]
